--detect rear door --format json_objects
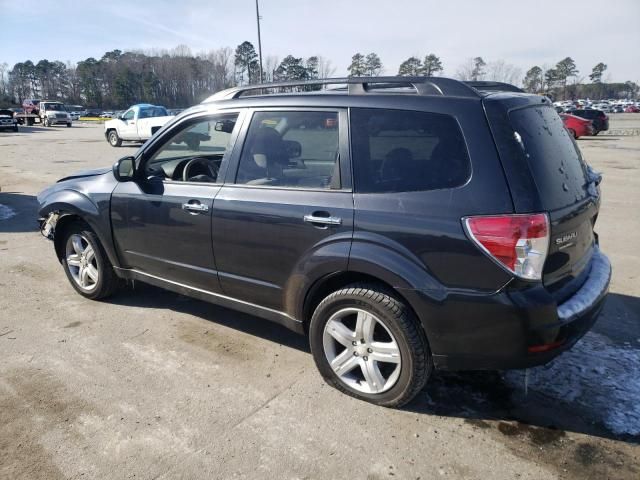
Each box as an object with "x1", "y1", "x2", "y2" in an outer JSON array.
[
  {"x1": 212, "y1": 109, "x2": 353, "y2": 311},
  {"x1": 489, "y1": 101, "x2": 599, "y2": 302}
]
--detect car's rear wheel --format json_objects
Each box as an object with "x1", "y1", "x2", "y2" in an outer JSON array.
[
  {"x1": 568, "y1": 128, "x2": 576, "y2": 139},
  {"x1": 593, "y1": 130, "x2": 599, "y2": 136},
  {"x1": 309, "y1": 284, "x2": 432, "y2": 407},
  {"x1": 43, "y1": 117, "x2": 50, "y2": 127},
  {"x1": 108, "y1": 130, "x2": 122, "y2": 147},
  {"x1": 61, "y1": 222, "x2": 120, "y2": 300}
]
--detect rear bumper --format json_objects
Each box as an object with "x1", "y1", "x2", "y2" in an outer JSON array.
[{"x1": 411, "y1": 248, "x2": 611, "y2": 371}]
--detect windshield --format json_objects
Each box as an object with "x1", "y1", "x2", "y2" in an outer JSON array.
[{"x1": 45, "y1": 103, "x2": 65, "y2": 111}]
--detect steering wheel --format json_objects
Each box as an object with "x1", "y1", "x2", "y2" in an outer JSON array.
[{"x1": 182, "y1": 157, "x2": 218, "y2": 182}]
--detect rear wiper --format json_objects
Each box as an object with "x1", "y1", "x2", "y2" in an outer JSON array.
[{"x1": 586, "y1": 164, "x2": 602, "y2": 186}]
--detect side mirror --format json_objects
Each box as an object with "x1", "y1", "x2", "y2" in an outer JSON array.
[{"x1": 113, "y1": 156, "x2": 136, "y2": 182}]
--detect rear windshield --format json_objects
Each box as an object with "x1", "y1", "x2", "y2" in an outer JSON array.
[{"x1": 509, "y1": 105, "x2": 588, "y2": 210}]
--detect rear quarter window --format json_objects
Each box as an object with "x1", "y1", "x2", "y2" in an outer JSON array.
[
  {"x1": 350, "y1": 108, "x2": 471, "y2": 193},
  {"x1": 509, "y1": 105, "x2": 588, "y2": 210}
]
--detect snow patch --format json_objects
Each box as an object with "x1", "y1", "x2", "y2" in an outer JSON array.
[
  {"x1": 0, "y1": 204, "x2": 16, "y2": 220},
  {"x1": 506, "y1": 331, "x2": 640, "y2": 437}
]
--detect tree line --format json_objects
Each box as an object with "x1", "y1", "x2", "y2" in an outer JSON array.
[{"x1": 1, "y1": 41, "x2": 637, "y2": 109}]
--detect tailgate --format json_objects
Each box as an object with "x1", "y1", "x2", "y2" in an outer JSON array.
[{"x1": 486, "y1": 98, "x2": 600, "y2": 302}]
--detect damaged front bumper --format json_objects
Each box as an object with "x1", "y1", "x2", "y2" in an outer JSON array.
[{"x1": 39, "y1": 212, "x2": 59, "y2": 240}]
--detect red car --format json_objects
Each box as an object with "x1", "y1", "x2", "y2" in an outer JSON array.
[
  {"x1": 560, "y1": 113, "x2": 594, "y2": 139},
  {"x1": 624, "y1": 105, "x2": 639, "y2": 113}
]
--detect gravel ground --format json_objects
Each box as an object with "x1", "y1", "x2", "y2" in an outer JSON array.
[{"x1": 0, "y1": 115, "x2": 639, "y2": 479}]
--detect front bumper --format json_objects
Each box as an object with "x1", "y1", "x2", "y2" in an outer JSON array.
[
  {"x1": 47, "y1": 116, "x2": 71, "y2": 124},
  {"x1": 420, "y1": 248, "x2": 611, "y2": 371}
]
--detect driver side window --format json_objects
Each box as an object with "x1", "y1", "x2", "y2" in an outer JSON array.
[
  {"x1": 123, "y1": 110, "x2": 135, "y2": 121},
  {"x1": 144, "y1": 113, "x2": 239, "y2": 183}
]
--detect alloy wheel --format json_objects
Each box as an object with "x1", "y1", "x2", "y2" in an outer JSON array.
[
  {"x1": 65, "y1": 234, "x2": 99, "y2": 291},
  {"x1": 322, "y1": 307, "x2": 402, "y2": 394}
]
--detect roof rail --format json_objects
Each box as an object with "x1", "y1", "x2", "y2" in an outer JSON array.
[
  {"x1": 463, "y1": 81, "x2": 524, "y2": 93},
  {"x1": 203, "y1": 76, "x2": 485, "y2": 102}
]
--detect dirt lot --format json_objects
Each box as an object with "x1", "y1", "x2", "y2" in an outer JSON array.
[{"x1": 1, "y1": 116, "x2": 639, "y2": 479}]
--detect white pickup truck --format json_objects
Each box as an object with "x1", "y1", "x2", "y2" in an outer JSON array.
[{"x1": 104, "y1": 104, "x2": 173, "y2": 147}]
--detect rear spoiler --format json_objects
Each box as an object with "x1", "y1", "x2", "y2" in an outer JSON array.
[{"x1": 464, "y1": 81, "x2": 524, "y2": 94}]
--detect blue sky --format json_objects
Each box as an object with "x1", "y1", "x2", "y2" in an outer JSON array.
[{"x1": 1, "y1": 0, "x2": 639, "y2": 82}]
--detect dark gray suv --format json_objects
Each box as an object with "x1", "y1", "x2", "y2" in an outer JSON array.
[{"x1": 38, "y1": 77, "x2": 611, "y2": 407}]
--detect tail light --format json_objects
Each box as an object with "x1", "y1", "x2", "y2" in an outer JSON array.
[{"x1": 463, "y1": 213, "x2": 550, "y2": 281}]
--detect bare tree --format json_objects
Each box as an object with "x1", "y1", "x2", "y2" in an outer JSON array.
[
  {"x1": 264, "y1": 55, "x2": 280, "y2": 82},
  {"x1": 317, "y1": 56, "x2": 336, "y2": 79},
  {"x1": 455, "y1": 58, "x2": 475, "y2": 80},
  {"x1": 485, "y1": 60, "x2": 522, "y2": 86}
]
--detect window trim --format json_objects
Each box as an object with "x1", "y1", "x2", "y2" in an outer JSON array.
[
  {"x1": 225, "y1": 107, "x2": 352, "y2": 192},
  {"x1": 136, "y1": 109, "x2": 246, "y2": 186}
]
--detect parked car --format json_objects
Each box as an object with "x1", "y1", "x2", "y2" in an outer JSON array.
[
  {"x1": 37, "y1": 77, "x2": 611, "y2": 407},
  {"x1": 66, "y1": 105, "x2": 85, "y2": 120},
  {"x1": 612, "y1": 105, "x2": 624, "y2": 113},
  {"x1": 100, "y1": 111, "x2": 115, "y2": 118},
  {"x1": 624, "y1": 105, "x2": 639, "y2": 113},
  {"x1": 567, "y1": 108, "x2": 609, "y2": 134},
  {"x1": 0, "y1": 109, "x2": 19, "y2": 132},
  {"x1": 560, "y1": 113, "x2": 594, "y2": 138},
  {"x1": 103, "y1": 104, "x2": 172, "y2": 146}
]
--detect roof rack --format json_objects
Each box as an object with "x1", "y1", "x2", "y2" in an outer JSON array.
[{"x1": 204, "y1": 76, "x2": 523, "y2": 102}]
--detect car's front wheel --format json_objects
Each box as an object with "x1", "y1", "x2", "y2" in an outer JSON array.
[
  {"x1": 108, "y1": 130, "x2": 122, "y2": 147},
  {"x1": 61, "y1": 222, "x2": 120, "y2": 300},
  {"x1": 309, "y1": 284, "x2": 432, "y2": 407}
]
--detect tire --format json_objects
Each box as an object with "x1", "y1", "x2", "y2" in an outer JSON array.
[
  {"x1": 43, "y1": 117, "x2": 50, "y2": 127},
  {"x1": 13, "y1": 126, "x2": 18, "y2": 133},
  {"x1": 66, "y1": 123, "x2": 72, "y2": 128},
  {"x1": 108, "y1": 130, "x2": 122, "y2": 147},
  {"x1": 309, "y1": 284, "x2": 432, "y2": 407},
  {"x1": 593, "y1": 130, "x2": 599, "y2": 136},
  {"x1": 568, "y1": 128, "x2": 577, "y2": 139},
  {"x1": 60, "y1": 221, "x2": 120, "y2": 300}
]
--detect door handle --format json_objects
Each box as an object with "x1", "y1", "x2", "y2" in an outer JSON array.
[
  {"x1": 182, "y1": 202, "x2": 209, "y2": 213},
  {"x1": 303, "y1": 213, "x2": 342, "y2": 226}
]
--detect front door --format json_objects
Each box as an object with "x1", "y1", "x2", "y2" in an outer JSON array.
[
  {"x1": 119, "y1": 109, "x2": 138, "y2": 140},
  {"x1": 111, "y1": 112, "x2": 242, "y2": 292},
  {"x1": 212, "y1": 109, "x2": 353, "y2": 311}
]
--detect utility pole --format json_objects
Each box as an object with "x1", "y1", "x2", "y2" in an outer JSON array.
[{"x1": 255, "y1": 0, "x2": 263, "y2": 83}]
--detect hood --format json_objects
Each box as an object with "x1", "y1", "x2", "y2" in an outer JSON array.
[{"x1": 57, "y1": 167, "x2": 111, "y2": 183}]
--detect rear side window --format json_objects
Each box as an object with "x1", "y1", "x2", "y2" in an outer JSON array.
[
  {"x1": 509, "y1": 105, "x2": 588, "y2": 210},
  {"x1": 350, "y1": 108, "x2": 471, "y2": 193}
]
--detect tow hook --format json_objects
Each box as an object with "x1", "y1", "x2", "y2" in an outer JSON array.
[{"x1": 40, "y1": 212, "x2": 59, "y2": 240}]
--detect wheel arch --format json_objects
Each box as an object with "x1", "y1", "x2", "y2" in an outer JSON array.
[
  {"x1": 39, "y1": 193, "x2": 120, "y2": 268},
  {"x1": 299, "y1": 237, "x2": 448, "y2": 343}
]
